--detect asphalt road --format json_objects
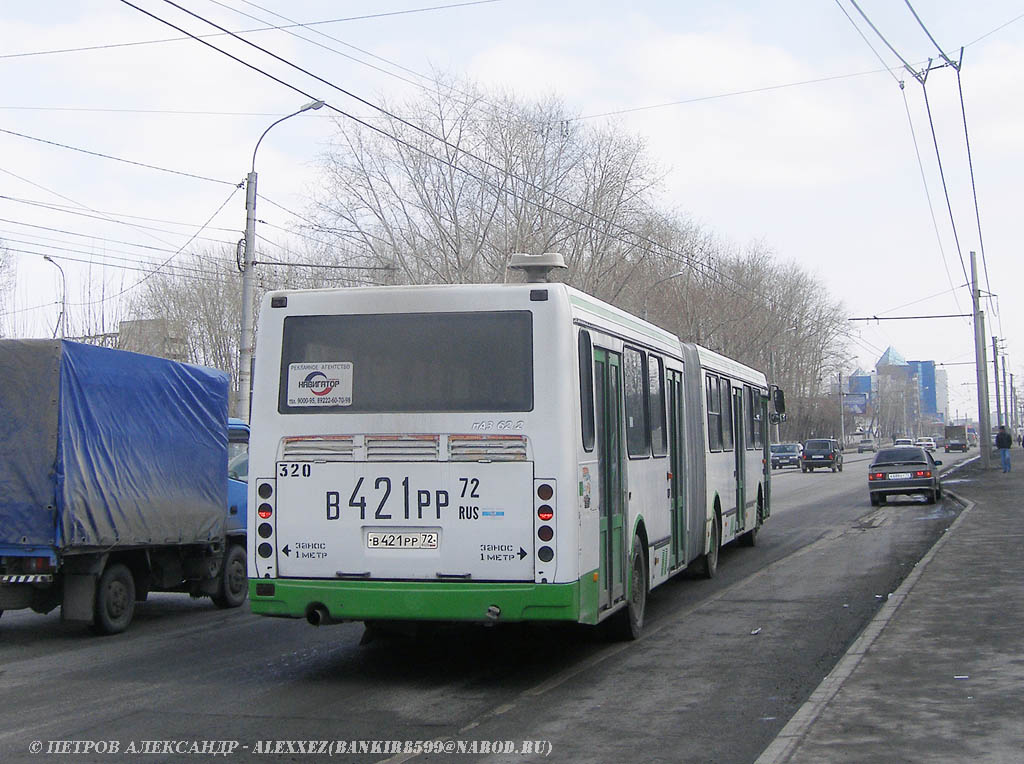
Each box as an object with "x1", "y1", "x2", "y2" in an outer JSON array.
[{"x1": 0, "y1": 449, "x2": 973, "y2": 764}]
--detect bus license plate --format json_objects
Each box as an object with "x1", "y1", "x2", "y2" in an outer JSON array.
[{"x1": 366, "y1": 531, "x2": 439, "y2": 550}]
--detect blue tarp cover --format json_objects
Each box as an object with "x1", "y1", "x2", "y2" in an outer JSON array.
[{"x1": 0, "y1": 340, "x2": 228, "y2": 552}]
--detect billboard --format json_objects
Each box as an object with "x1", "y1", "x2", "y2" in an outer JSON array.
[{"x1": 843, "y1": 393, "x2": 868, "y2": 414}]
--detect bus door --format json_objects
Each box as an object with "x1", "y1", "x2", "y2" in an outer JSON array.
[
  {"x1": 594, "y1": 348, "x2": 625, "y2": 609},
  {"x1": 668, "y1": 369, "x2": 687, "y2": 569},
  {"x1": 733, "y1": 386, "x2": 746, "y2": 529}
]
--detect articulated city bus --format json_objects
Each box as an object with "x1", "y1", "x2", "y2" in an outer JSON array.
[{"x1": 247, "y1": 257, "x2": 780, "y2": 638}]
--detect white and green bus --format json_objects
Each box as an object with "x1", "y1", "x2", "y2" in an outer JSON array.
[{"x1": 247, "y1": 255, "x2": 781, "y2": 638}]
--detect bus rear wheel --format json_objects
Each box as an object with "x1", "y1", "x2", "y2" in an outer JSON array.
[
  {"x1": 613, "y1": 536, "x2": 647, "y2": 641},
  {"x1": 697, "y1": 517, "x2": 720, "y2": 579}
]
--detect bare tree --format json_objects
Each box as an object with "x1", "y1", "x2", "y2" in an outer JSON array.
[{"x1": 0, "y1": 240, "x2": 12, "y2": 337}]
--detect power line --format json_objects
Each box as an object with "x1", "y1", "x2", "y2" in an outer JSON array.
[
  {"x1": 847, "y1": 0, "x2": 919, "y2": 76},
  {"x1": 955, "y1": 66, "x2": 996, "y2": 326},
  {"x1": 6, "y1": 245, "x2": 235, "y2": 285},
  {"x1": 0, "y1": 217, "x2": 210, "y2": 255},
  {"x1": 877, "y1": 284, "x2": 967, "y2": 316},
  {"x1": 903, "y1": 0, "x2": 959, "y2": 69},
  {"x1": 208, "y1": 0, "x2": 436, "y2": 95},
  {"x1": 0, "y1": 0, "x2": 504, "y2": 60},
  {"x1": 0, "y1": 166, "x2": 237, "y2": 269},
  {"x1": 125, "y1": 0, "x2": 788, "y2": 315},
  {"x1": 898, "y1": 84, "x2": 966, "y2": 316},
  {"x1": 918, "y1": 79, "x2": 970, "y2": 287},
  {"x1": 0, "y1": 127, "x2": 239, "y2": 186},
  {"x1": 0, "y1": 194, "x2": 238, "y2": 241},
  {"x1": 66, "y1": 185, "x2": 241, "y2": 307},
  {"x1": 832, "y1": 0, "x2": 901, "y2": 83},
  {"x1": 849, "y1": 313, "x2": 972, "y2": 321}
]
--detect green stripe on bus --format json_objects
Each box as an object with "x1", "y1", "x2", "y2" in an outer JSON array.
[
  {"x1": 250, "y1": 578, "x2": 586, "y2": 623},
  {"x1": 568, "y1": 294, "x2": 674, "y2": 344}
]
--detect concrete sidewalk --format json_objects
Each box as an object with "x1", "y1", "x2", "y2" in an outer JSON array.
[{"x1": 757, "y1": 455, "x2": 1024, "y2": 763}]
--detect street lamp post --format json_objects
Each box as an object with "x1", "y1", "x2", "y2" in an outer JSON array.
[
  {"x1": 641, "y1": 270, "x2": 687, "y2": 321},
  {"x1": 238, "y1": 99, "x2": 325, "y2": 421},
  {"x1": 42, "y1": 255, "x2": 66, "y2": 338}
]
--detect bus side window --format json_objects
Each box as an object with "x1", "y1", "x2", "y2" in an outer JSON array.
[
  {"x1": 721, "y1": 379, "x2": 733, "y2": 451},
  {"x1": 744, "y1": 385, "x2": 756, "y2": 450},
  {"x1": 706, "y1": 374, "x2": 722, "y2": 451},
  {"x1": 623, "y1": 347, "x2": 649, "y2": 458},
  {"x1": 579, "y1": 330, "x2": 595, "y2": 452},
  {"x1": 649, "y1": 354, "x2": 667, "y2": 457}
]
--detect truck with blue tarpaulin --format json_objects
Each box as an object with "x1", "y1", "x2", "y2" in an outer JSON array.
[{"x1": 0, "y1": 340, "x2": 248, "y2": 634}]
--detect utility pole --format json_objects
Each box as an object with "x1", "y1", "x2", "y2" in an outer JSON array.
[
  {"x1": 1002, "y1": 354, "x2": 1009, "y2": 429},
  {"x1": 972, "y1": 252, "x2": 992, "y2": 468},
  {"x1": 1011, "y1": 373, "x2": 1016, "y2": 430},
  {"x1": 838, "y1": 371, "x2": 846, "y2": 449},
  {"x1": 992, "y1": 337, "x2": 1002, "y2": 427},
  {"x1": 237, "y1": 99, "x2": 325, "y2": 421}
]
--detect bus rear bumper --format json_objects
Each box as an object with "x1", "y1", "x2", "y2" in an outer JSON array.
[{"x1": 249, "y1": 578, "x2": 588, "y2": 624}]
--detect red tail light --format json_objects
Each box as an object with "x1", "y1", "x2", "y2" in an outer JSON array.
[
  {"x1": 869, "y1": 472, "x2": 885, "y2": 480},
  {"x1": 914, "y1": 470, "x2": 932, "y2": 478}
]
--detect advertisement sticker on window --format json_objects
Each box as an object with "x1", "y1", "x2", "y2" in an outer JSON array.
[{"x1": 287, "y1": 362, "x2": 353, "y2": 406}]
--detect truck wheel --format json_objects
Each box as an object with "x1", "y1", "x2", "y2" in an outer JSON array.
[
  {"x1": 93, "y1": 563, "x2": 135, "y2": 635},
  {"x1": 212, "y1": 545, "x2": 248, "y2": 609},
  {"x1": 613, "y1": 536, "x2": 647, "y2": 640}
]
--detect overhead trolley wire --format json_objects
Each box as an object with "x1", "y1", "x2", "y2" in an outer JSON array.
[
  {"x1": 903, "y1": 0, "x2": 959, "y2": 69},
  {"x1": 833, "y1": 0, "x2": 967, "y2": 318},
  {"x1": 954, "y1": 67, "x2": 997, "y2": 326},
  {"x1": 832, "y1": 0, "x2": 901, "y2": 84},
  {"x1": 0, "y1": 217, "x2": 220, "y2": 256},
  {"x1": 64, "y1": 184, "x2": 242, "y2": 306},
  {"x1": 841, "y1": 1, "x2": 972, "y2": 293},
  {"x1": 7, "y1": 245, "x2": 238, "y2": 285},
  {"x1": 0, "y1": 166, "x2": 238, "y2": 268},
  {"x1": 0, "y1": 0, "x2": 504, "y2": 60},
  {"x1": 0, "y1": 127, "x2": 239, "y2": 186},
  {"x1": 898, "y1": 85, "x2": 965, "y2": 317},
  {"x1": 122, "y1": 0, "x2": 791, "y2": 316},
  {"x1": 0, "y1": 194, "x2": 238, "y2": 246},
  {"x1": 848, "y1": 0, "x2": 920, "y2": 76}
]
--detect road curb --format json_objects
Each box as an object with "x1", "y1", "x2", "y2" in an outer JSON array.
[{"x1": 754, "y1": 489, "x2": 977, "y2": 764}]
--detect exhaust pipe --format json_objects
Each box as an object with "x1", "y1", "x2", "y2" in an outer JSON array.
[{"x1": 307, "y1": 605, "x2": 330, "y2": 626}]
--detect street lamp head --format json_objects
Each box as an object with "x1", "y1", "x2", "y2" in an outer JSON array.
[{"x1": 301, "y1": 99, "x2": 326, "y2": 112}]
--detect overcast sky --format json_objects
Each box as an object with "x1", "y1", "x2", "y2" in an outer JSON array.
[{"x1": 2, "y1": 0, "x2": 1022, "y2": 420}]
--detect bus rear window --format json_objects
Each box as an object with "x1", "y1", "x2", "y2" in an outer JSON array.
[{"x1": 278, "y1": 311, "x2": 534, "y2": 413}]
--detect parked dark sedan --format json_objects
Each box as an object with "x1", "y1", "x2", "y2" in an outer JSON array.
[{"x1": 868, "y1": 446, "x2": 942, "y2": 505}]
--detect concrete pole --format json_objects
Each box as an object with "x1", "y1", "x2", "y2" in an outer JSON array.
[
  {"x1": 238, "y1": 170, "x2": 258, "y2": 422},
  {"x1": 236, "y1": 99, "x2": 325, "y2": 422},
  {"x1": 972, "y1": 252, "x2": 991, "y2": 468},
  {"x1": 838, "y1": 371, "x2": 845, "y2": 448},
  {"x1": 1001, "y1": 354, "x2": 1009, "y2": 429},
  {"x1": 992, "y1": 337, "x2": 1002, "y2": 427}
]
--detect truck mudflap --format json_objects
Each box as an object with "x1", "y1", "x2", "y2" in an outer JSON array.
[{"x1": 273, "y1": 461, "x2": 535, "y2": 581}]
